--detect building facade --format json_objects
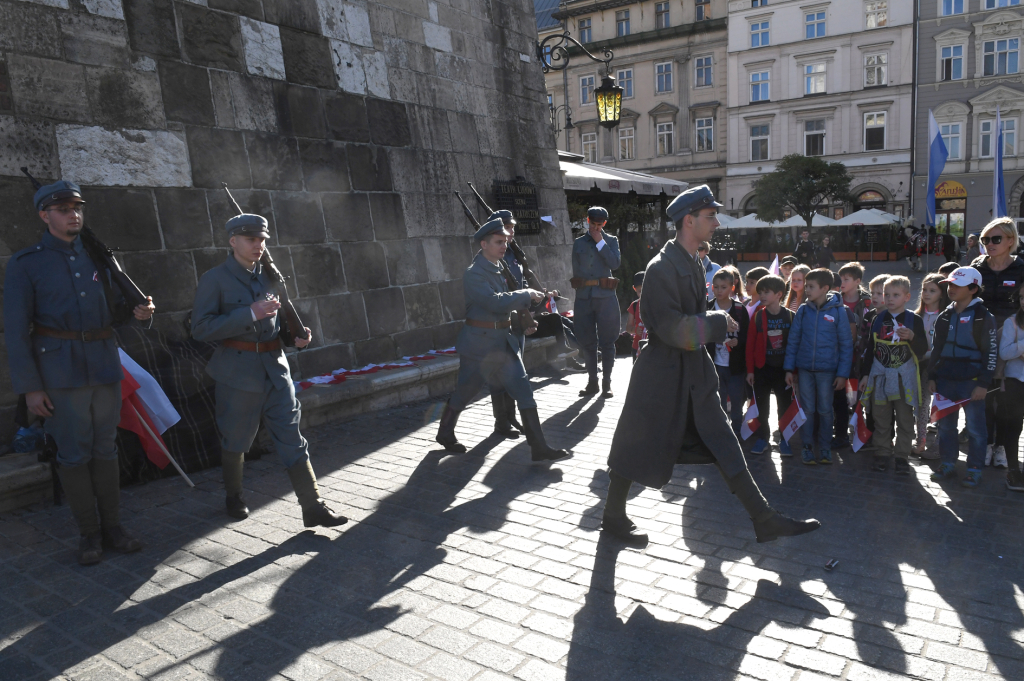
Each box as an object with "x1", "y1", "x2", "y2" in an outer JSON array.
[{"x1": 724, "y1": 0, "x2": 912, "y2": 219}]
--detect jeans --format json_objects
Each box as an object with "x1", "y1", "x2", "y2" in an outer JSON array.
[
  {"x1": 935, "y1": 378, "x2": 987, "y2": 470},
  {"x1": 996, "y1": 377, "x2": 1024, "y2": 470},
  {"x1": 798, "y1": 370, "x2": 836, "y2": 450},
  {"x1": 716, "y1": 364, "x2": 747, "y2": 435},
  {"x1": 753, "y1": 366, "x2": 792, "y2": 441}
]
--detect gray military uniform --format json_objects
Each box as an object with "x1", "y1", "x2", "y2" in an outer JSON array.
[{"x1": 572, "y1": 231, "x2": 621, "y2": 380}]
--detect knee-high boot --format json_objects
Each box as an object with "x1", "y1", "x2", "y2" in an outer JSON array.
[
  {"x1": 518, "y1": 408, "x2": 571, "y2": 463},
  {"x1": 600, "y1": 469, "x2": 647, "y2": 544},
  {"x1": 491, "y1": 392, "x2": 520, "y2": 438},
  {"x1": 436, "y1": 402, "x2": 466, "y2": 452},
  {"x1": 504, "y1": 393, "x2": 524, "y2": 432},
  {"x1": 56, "y1": 464, "x2": 103, "y2": 565},
  {"x1": 716, "y1": 465, "x2": 820, "y2": 542},
  {"x1": 89, "y1": 458, "x2": 142, "y2": 554},
  {"x1": 286, "y1": 459, "x2": 348, "y2": 528},
  {"x1": 222, "y1": 450, "x2": 249, "y2": 519}
]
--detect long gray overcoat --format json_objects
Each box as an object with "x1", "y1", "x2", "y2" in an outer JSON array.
[{"x1": 607, "y1": 239, "x2": 751, "y2": 489}]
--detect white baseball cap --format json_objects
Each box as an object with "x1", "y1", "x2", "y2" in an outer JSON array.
[{"x1": 941, "y1": 266, "x2": 982, "y2": 287}]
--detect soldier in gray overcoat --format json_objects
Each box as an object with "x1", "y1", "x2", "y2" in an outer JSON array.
[
  {"x1": 572, "y1": 206, "x2": 621, "y2": 398},
  {"x1": 601, "y1": 185, "x2": 820, "y2": 545}
]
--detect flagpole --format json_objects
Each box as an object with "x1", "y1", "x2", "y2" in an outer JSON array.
[{"x1": 128, "y1": 402, "x2": 195, "y2": 488}]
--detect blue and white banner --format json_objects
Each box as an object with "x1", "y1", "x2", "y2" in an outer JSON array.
[
  {"x1": 927, "y1": 110, "x2": 949, "y2": 228},
  {"x1": 994, "y1": 105, "x2": 1008, "y2": 219}
]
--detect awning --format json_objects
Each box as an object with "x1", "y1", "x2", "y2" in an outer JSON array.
[
  {"x1": 782, "y1": 213, "x2": 839, "y2": 227},
  {"x1": 559, "y1": 155, "x2": 687, "y2": 197},
  {"x1": 721, "y1": 213, "x2": 785, "y2": 229},
  {"x1": 834, "y1": 208, "x2": 900, "y2": 226}
]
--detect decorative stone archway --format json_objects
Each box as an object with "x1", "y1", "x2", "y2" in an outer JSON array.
[{"x1": 1009, "y1": 175, "x2": 1024, "y2": 218}]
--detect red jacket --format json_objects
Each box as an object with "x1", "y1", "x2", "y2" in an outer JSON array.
[{"x1": 745, "y1": 305, "x2": 794, "y2": 371}]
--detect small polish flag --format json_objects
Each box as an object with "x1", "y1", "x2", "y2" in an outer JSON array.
[
  {"x1": 740, "y1": 400, "x2": 760, "y2": 440},
  {"x1": 779, "y1": 397, "x2": 807, "y2": 443},
  {"x1": 846, "y1": 377, "x2": 859, "y2": 408},
  {"x1": 930, "y1": 393, "x2": 970, "y2": 423},
  {"x1": 768, "y1": 254, "x2": 780, "y2": 276},
  {"x1": 849, "y1": 402, "x2": 873, "y2": 452}
]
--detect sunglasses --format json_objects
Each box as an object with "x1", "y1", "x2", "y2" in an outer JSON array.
[{"x1": 981, "y1": 235, "x2": 1003, "y2": 245}]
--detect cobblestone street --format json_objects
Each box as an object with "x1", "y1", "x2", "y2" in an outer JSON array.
[{"x1": 3, "y1": 360, "x2": 1024, "y2": 681}]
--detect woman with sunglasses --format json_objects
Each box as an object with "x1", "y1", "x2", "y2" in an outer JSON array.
[{"x1": 970, "y1": 217, "x2": 1024, "y2": 469}]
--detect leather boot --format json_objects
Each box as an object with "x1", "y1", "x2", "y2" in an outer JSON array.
[
  {"x1": 222, "y1": 450, "x2": 249, "y2": 519},
  {"x1": 56, "y1": 464, "x2": 103, "y2": 565},
  {"x1": 435, "y1": 402, "x2": 466, "y2": 452},
  {"x1": 718, "y1": 465, "x2": 820, "y2": 543},
  {"x1": 286, "y1": 459, "x2": 348, "y2": 528},
  {"x1": 601, "y1": 470, "x2": 647, "y2": 545},
  {"x1": 579, "y1": 378, "x2": 599, "y2": 397},
  {"x1": 519, "y1": 408, "x2": 572, "y2": 463},
  {"x1": 491, "y1": 392, "x2": 520, "y2": 439},
  {"x1": 601, "y1": 377, "x2": 613, "y2": 399},
  {"x1": 91, "y1": 458, "x2": 142, "y2": 554},
  {"x1": 504, "y1": 394, "x2": 524, "y2": 432}
]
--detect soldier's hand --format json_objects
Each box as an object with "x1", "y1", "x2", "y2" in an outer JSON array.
[
  {"x1": 527, "y1": 289, "x2": 544, "y2": 303},
  {"x1": 26, "y1": 390, "x2": 54, "y2": 418},
  {"x1": 725, "y1": 315, "x2": 739, "y2": 334},
  {"x1": 133, "y1": 296, "x2": 156, "y2": 320},
  {"x1": 251, "y1": 299, "x2": 281, "y2": 320},
  {"x1": 295, "y1": 327, "x2": 312, "y2": 349}
]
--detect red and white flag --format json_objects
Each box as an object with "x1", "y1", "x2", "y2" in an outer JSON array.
[
  {"x1": 768, "y1": 254, "x2": 780, "y2": 276},
  {"x1": 119, "y1": 370, "x2": 171, "y2": 469},
  {"x1": 779, "y1": 397, "x2": 807, "y2": 442},
  {"x1": 849, "y1": 402, "x2": 872, "y2": 452},
  {"x1": 930, "y1": 393, "x2": 969, "y2": 423},
  {"x1": 740, "y1": 400, "x2": 760, "y2": 440},
  {"x1": 846, "y1": 378, "x2": 859, "y2": 408}
]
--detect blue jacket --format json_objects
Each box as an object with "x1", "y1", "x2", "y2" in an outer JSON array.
[
  {"x1": 927, "y1": 298, "x2": 998, "y2": 386},
  {"x1": 572, "y1": 231, "x2": 620, "y2": 299},
  {"x1": 456, "y1": 253, "x2": 533, "y2": 361},
  {"x1": 783, "y1": 291, "x2": 853, "y2": 377},
  {"x1": 4, "y1": 231, "x2": 124, "y2": 394}
]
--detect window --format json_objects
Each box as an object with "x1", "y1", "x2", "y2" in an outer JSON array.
[
  {"x1": 865, "y1": 53, "x2": 887, "y2": 86},
  {"x1": 656, "y1": 2, "x2": 670, "y2": 29},
  {"x1": 751, "y1": 0, "x2": 768, "y2": 5},
  {"x1": 940, "y1": 122, "x2": 960, "y2": 158},
  {"x1": 616, "y1": 10, "x2": 630, "y2": 37},
  {"x1": 696, "y1": 0, "x2": 710, "y2": 21},
  {"x1": 751, "y1": 21, "x2": 770, "y2": 48},
  {"x1": 751, "y1": 124, "x2": 770, "y2": 161},
  {"x1": 985, "y1": 0, "x2": 1021, "y2": 8},
  {"x1": 984, "y1": 39, "x2": 1019, "y2": 76},
  {"x1": 865, "y1": 1, "x2": 887, "y2": 27},
  {"x1": 981, "y1": 119, "x2": 995, "y2": 157},
  {"x1": 942, "y1": 0, "x2": 964, "y2": 14},
  {"x1": 578, "y1": 17, "x2": 591, "y2": 43},
  {"x1": 580, "y1": 75, "x2": 595, "y2": 105},
  {"x1": 1005, "y1": 119, "x2": 1016, "y2": 156},
  {"x1": 696, "y1": 117, "x2": 714, "y2": 151},
  {"x1": 941, "y1": 45, "x2": 963, "y2": 80},
  {"x1": 619, "y1": 127, "x2": 635, "y2": 160},
  {"x1": 617, "y1": 69, "x2": 633, "y2": 98},
  {"x1": 581, "y1": 131, "x2": 597, "y2": 162},
  {"x1": 656, "y1": 62, "x2": 673, "y2": 93},
  {"x1": 695, "y1": 56, "x2": 713, "y2": 87},
  {"x1": 750, "y1": 71, "x2": 770, "y2": 102},
  {"x1": 657, "y1": 122, "x2": 674, "y2": 155},
  {"x1": 805, "y1": 120, "x2": 825, "y2": 156},
  {"x1": 546, "y1": 93, "x2": 553, "y2": 108},
  {"x1": 805, "y1": 11, "x2": 825, "y2": 39},
  {"x1": 804, "y1": 63, "x2": 825, "y2": 94},
  {"x1": 865, "y1": 112, "x2": 886, "y2": 151},
  {"x1": 981, "y1": 119, "x2": 1016, "y2": 157}
]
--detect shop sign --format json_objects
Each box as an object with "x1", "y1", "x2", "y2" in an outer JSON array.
[{"x1": 935, "y1": 180, "x2": 967, "y2": 199}]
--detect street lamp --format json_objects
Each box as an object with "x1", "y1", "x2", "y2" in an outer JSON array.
[
  {"x1": 594, "y1": 75, "x2": 622, "y2": 130},
  {"x1": 537, "y1": 32, "x2": 624, "y2": 129}
]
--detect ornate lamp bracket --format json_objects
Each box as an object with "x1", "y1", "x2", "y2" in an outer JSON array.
[{"x1": 536, "y1": 32, "x2": 615, "y2": 75}]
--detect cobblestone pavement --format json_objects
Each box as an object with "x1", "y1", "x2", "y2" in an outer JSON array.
[{"x1": 2, "y1": 360, "x2": 1024, "y2": 681}]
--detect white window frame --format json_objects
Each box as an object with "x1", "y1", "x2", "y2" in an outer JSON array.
[
  {"x1": 940, "y1": 122, "x2": 961, "y2": 159},
  {"x1": 865, "y1": 53, "x2": 887, "y2": 87},
  {"x1": 804, "y1": 119, "x2": 826, "y2": 156},
  {"x1": 750, "y1": 70, "x2": 770, "y2": 103},
  {"x1": 804, "y1": 63, "x2": 826, "y2": 95},
  {"x1": 696, "y1": 117, "x2": 714, "y2": 151},
  {"x1": 940, "y1": 44, "x2": 965, "y2": 81},
  {"x1": 616, "y1": 9, "x2": 630, "y2": 37},
  {"x1": 656, "y1": 61, "x2": 674, "y2": 94},
  {"x1": 865, "y1": 1, "x2": 887, "y2": 28},
  {"x1": 619, "y1": 127, "x2": 635, "y2": 160},
  {"x1": 657, "y1": 122, "x2": 674, "y2": 156},
  {"x1": 696, "y1": 0, "x2": 710, "y2": 21},
  {"x1": 751, "y1": 20, "x2": 770, "y2": 48},
  {"x1": 617, "y1": 68, "x2": 634, "y2": 99},
  {"x1": 695, "y1": 55, "x2": 713, "y2": 88},
  {"x1": 577, "y1": 17, "x2": 592, "y2": 43},
  {"x1": 980, "y1": 118, "x2": 1017, "y2": 157},
  {"x1": 941, "y1": 0, "x2": 964, "y2": 16},
  {"x1": 1004, "y1": 118, "x2": 1017, "y2": 156},
  {"x1": 983, "y1": 38, "x2": 1020, "y2": 77},
  {"x1": 864, "y1": 111, "x2": 887, "y2": 151},
  {"x1": 985, "y1": 0, "x2": 1021, "y2": 9},
  {"x1": 805, "y1": 11, "x2": 826, "y2": 40},
  {"x1": 580, "y1": 74, "x2": 595, "y2": 105},
  {"x1": 581, "y1": 131, "x2": 598, "y2": 162},
  {"x1": 655, "y1": 2, "x2": 670, "y2": 29},
  {"x1": 750, "y1": 124, "x2": 770, "y2": 161}
]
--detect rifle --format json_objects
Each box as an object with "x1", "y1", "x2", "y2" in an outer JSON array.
[
  {"x1": 467, "y1": 182, "x2": 544, "y2": 291},
  {"x1": 221, "y1": 184, "x2": 310, "y2": 348}
]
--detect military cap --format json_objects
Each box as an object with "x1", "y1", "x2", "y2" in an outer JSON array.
[
  {"x1": 781, "y1": 255, "x2": 799, "y2": 266},
  {"x1": 665, "y1": 184, "x2": 723, "y2": 222},
  {"x1": 225, "y1": 213, "x2": 271, "y2": 239},
  {"x1": 474, "y1": 217, "x2": 511, "y2": 242},
  {"x1": 488, "y1": 209, "x2": 516, "y2": 223},
  {"x1": 587, "y1": 206, "x2": 609, "y2": 221},
  {"x1": 34, "y1": 180, "x2": 84, "y2": 211}
]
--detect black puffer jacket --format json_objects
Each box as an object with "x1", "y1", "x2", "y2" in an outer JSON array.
[{"x1": 971, "y1": 255, "x2": 1024, "y2": 322}]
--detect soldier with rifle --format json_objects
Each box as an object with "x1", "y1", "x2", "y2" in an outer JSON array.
[
  {"x1": 5, "y1": 171, "x2": 154, "y2": 565},
  {"x1": 189, "y1": 187, "x2": 347, "y2": 528}
]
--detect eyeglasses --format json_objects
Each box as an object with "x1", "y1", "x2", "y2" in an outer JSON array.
[
  {"x1": 47, "y1": 205, "x2": 84, "y2": 216},
  {"x1": 981, "y1": 235, "x2": 1004, "y2": 245}
]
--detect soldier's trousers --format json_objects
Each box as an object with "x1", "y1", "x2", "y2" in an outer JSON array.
[
  {"x1": 45, "y1": 382, "x2": 121, "y2": 467},
  {"x1": 215, "y1": 378, "x2": 309, "y2": 468},
  {"x1": 574, "y1": 295, "x2": 620, "y2": 379},
  {"x1": 451, "y1": 346, "x2": 537, "y2": 411}
]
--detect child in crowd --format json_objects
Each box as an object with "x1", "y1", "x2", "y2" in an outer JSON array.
[
  {"x1": 929, "y1": 267, "x2": 998, "y2": 488},
  {"x1": 836, "y1": 262, "x2": 871, "y2": 447},
  {"x1": 785, "y1": 265, "x2": 809, "y2": 312},
  {"x1": 744, "y1": 267, "x2": 770, "y2": 318},
  {"x1": 708, "y1": 270, "x2": 749, "y2": 435},
  {"x1": 912, "y1": 273, "x2": 949, "y2": 458},
  {"x1": 860, "y1": 276, "x2": 929, "y2": 474},
  {"x1": 780, "y1": 256, "x2": 798, "y2": 285},
  {"x1": 854, "y1": 274, "x2": 891, "y2": 452},
  {"x1": 937, "y1": 261, "x2": 958, "y2": 277},
  {"x1": 745, "y1": 275, "x2": 794, "y2": 456},
  {"x1": 784, "y1": 268, "x2": 853, "y2": 465},
  {"x1": 625, "y1": 271, "x2": 647, "y2": 363},
  {"x1": 997, "y1": 280, "x2": 1024, "y2": 491}
]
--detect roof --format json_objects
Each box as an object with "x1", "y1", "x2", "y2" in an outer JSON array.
[
  {"x1": 534, "y1": 0, "x2": 563, "y2": 31},
  {"x1": 558, "y1": 152, "x2": 686, "y2": 197}
]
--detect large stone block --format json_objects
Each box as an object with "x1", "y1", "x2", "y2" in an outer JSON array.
[
  {"x1": 329, "y1": 39, "x2": 366, "y2": 95},
  {"x1": 432, "y1": 321, "x2": 460, "y2": 350},
  {"x1": 367, "y1": 98, "x2": 411, "y2": 147},
  {"x1": 421, "y1": 238, "x2": 446, "y2": 282},
  {"x1": 85, "y1": 66, "x2": 166, "y2": 129},
  {"x1": 317, "y1": 292, "x2": 368, "y2": 343},
  {"x1": 447, "y1": 111, "x2": 480, "y2": 154},
  {"x1": 386, "y1": 147, "x2": 423, "y2": 193},
  {"x1": 193, "y1": 247, "x2": 230, "y2": 279},
  {"x1": 155, "y1": 188, "x2": 213, "y2": 249},
  {"x1": 214, "y1": 71, "x2": 277, "y2": 132},
  {"x1": 362, "y1": 50, "x2": 390, "y2": 99},
  {"x1": 187, "y1": 127, "x2": 250, "y2": 189},
  {"x1": 340, "y1": 241, "x2": 388, "y2": 290},
  {"x1": 209, "y1": 0, "x2": 264, "y2": 21},
  {"x1": 347, "y1": 144, "x2": 391, "y2": 191},
  {"x1": 206, "y1": 188, "x2": 274, "y2": 241},
  {"x1": 354, "y1": 335, "x2": 396, "y2": 366},
  {"x1": 323, "y1": 91, "x2": 369, "y2": 142},
  {"x1": 321, "y1": 192, "x2": 372, "y2": 242},
  {"x1": 82, "y1": 0, "x2": 125, "y2": 20},
  {"x1": 61, "y1": 13, "x2": 130, "y2": 68},
  {"x1": 383, "y1": 240, "x2": 427, "y2": 286},
  {"x1": 298, "y1": 139, "x2": 349, "y2": 193},
  {"x1": 121, "y1": 251, "x2": 197, "y2": 312},
  {"x1": 0, "y1": 116, "x2": 58, "y2": 179},
  {"x1": 264, "y1": 0, "x2": 321, "y2": 33},
  {"x1": 8, "y1": 56, "x2": 90, "y2": 123},
  {"x1": 363, "y1": 287, "x2": 406, "y2": 336},
  {"x1": 437, "y1": 278, "x2": 465, "y2": 322},
  {"x1": 368, "y1": 192, "x2": 406, "y2": 240},
  {"x1": 393, "y1": 327, "x2": 433, "y2": 358},
  {"x1": 0, "y1": 177, "x2": 47, "y2": 256},
  {"x1": 297, "y1": 341, "x2": 355, "y2": 377},
  {"x1": 274, "y1": 82, "x2": 326, "y2": 139},
  {"x1": 290, "y1": 244, "x2": 346, "y2": 297},
  {"x1": 402, "y1": 283, "x2": 442, "y2": 329},
  {"x1": 289, "y1": 296, "x2": 322, "y2": 345},
  {"x1": 408, "y1": 105, "x2": 452, "y2": 151},
  {"x1": 239, "y1": 18, "x2": 286, "y2": 81},
  {"x1": 246, "y1": 133, "x2": 303, "y2": 191},
  {"x1": 59, "y1": 125, "x2": 191, "y2": 187},
  {"x1": 0, "y1": 2, "x2": 63, "y2": 59},
  {"x1": 85, "y1": 187, "x2": 163, "y2": 251},
  {"x1": 272, "y1": 192, "x2": 326, "y2": 244},
  {"x1": 124, "y1": 0, "x2": 180, "y2": 59},
  {"x1": 178, "y1": 3, "x2": 244, "y2": 71},
  {"x1": 159, "y1": 61, "x2": 215, "y2": 126},
  {"x1": 280, "y1": 28, "x2": 334, "y2": 89}
]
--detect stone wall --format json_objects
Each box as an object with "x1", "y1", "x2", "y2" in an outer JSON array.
[{"x1": 0, "y1": 0, "x2": 572, "y2": 431}]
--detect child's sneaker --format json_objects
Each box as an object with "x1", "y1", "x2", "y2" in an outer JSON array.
[
  {"x1": 894, "y1": 457, "x2": 910, "y2": 475},
  {"x1": 930, "y1": 462, "x2": 956, "y2": 481},
  {"x1": 778, "y1": 439, "x2": 793, "y2": 457},
  {"x1": 992, "y1": 446, "x2": 1008, "y2": 469},
  {"x1": 961, "y1": 469, "x2": 982, "y2": 488},
  {"x1": 1006, "y1": 469, "x2": 1024, "y2": 492},
  {"x1": 801, "y1": 446, "x2": 816, "y2": 465},
  {"x1": 819, "y1": 449, "x2": 832, "y2": 465},
  {"x1": 751, "y1": 439, "x2": 768, "y2": 455},
  {"x1": 872, "y1": 455, "x2": 888, "y2": 472}
]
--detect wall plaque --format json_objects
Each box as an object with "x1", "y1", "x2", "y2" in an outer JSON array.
[{"x1": 493, "y1": 178, "x2": 541, "y2": 234}]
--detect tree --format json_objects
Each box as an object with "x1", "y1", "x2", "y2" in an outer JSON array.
[{"x1": 752, "y1": 155, "x2": 853, "y2": 234}]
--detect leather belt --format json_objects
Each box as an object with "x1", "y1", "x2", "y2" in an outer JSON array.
[
  {"x1": 222, "y1": 338, "x2": 283, "y2": 353},
  {"x1": 577, "y1": 279, "x2": 601, "y2": 288},
  {"x1": 465, "y1": 318, "x2": 512, "y2": 329},
  {"x1": 33, "y1": 325, "x2": 113, "y2": 342}
]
